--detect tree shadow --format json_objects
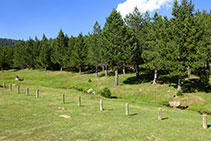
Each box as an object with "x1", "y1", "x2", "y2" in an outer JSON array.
[
  {"x1": 182, "y1": 78, "x2": 211, "y2": 93},
  {"x1": 123, "y1": 73, "x2": 153, "y2": 84},
  {"x1": 99, "y1": 71, "x2": 115, "y2": 77},
  {"x1": 158, "y1": 75, "x2": 178, "y2": 84}
]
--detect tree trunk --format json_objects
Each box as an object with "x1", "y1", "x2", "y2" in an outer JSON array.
[
  {"x1": 1, "y1": 67, "x2": 3, "y2": 72},
  {"x1": 60, "y1": 67, "x2": 63, "y2": 71},
  {"x1": 96, "y1": 66, "x2": 98, "y2": 77},
  {"x1": 135, "y1": 65, "x2": 139, "y2": 79},
  {"x1": 105, "y1": 65, "x2": 108, "y2": 77},
  {"x1": 44, "y1": 66, "x2": 47, "y2": 72},
  {"x1": 114, "y1": 69, "x2": 118, "y2": 87},
  {"x1": 79, "y1": 67, "x2": 81, "y2": 75},
  {"x1": 102, "y1": 66, "x2": 104, "y2": 71},
  {"x1": 123, "y1": 67, "x2": 126, "y2": 75},
  {"x1": 187, "y1": 66, "x2": 191, "y2": 76},
  {"x1": 178, "y1": 76, "x2": 182, "y2": 92},
  {"x1": 152, "y1": 69, "x2": 158, "y2": 85}
]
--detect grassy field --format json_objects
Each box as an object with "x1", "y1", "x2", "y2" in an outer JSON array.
[{"x1": 0, "y1": 69, "x2": 211, "y2": 140}]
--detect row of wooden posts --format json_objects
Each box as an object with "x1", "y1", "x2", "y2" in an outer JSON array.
[
  {"x1": 5, "y1": 83, "x2": 39, "y2": 98},
  {"x1": 2, "y1": 82, "x2": 209, "y2": 129}
]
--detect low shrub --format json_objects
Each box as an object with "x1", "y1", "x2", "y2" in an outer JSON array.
[
  {"x1": 176, "y1": 91, "x2": 183, "y2": 96},
  {"x1": 100, "y1": 88, "x2": 111, "y2": 98},
  {"x1": 88, "y1": 79, "x2": 92, "y2": 83}
]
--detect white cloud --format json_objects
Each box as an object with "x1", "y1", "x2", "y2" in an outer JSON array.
[{"x1": 117, "y1": 0, "x2": 174, "y2": 17}]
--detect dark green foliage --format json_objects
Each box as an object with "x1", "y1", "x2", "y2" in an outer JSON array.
[
  {"x1": 36, "y1": 34, "x2": 52, "y2": 71},
  {"x1": 176, "y1": 91, "x2": 183, "y2": 96},
  {"x1": 51, "y1": 29, "x2": 69, "y2": 71},
  {"x1": 103, "y1": 9, "x2": 129, "y2": 69},
  {"x1": 0, "y1": 46, "x2": 13, "y2": 70},
  {"x1": 100, "y1": 88, "x2": 111, "y2": 98},
  {"x1": 70, "y1": 33, "x2": 87, "y2": 73},
  {"x1": 87, "y1": 21, "x2": 103, "y2": 67},
  {"x1": 88, "y1": 79, "x2": 92, "y2": 83}
]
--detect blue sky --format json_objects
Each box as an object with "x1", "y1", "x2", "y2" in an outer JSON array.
[{"x1": 0, "y1": 0, "x2": 210, "y2": 40}]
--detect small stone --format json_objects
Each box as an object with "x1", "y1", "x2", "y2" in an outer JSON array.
[
  {"x1": 139, "y1": 88, "x2": 142, "y2": 92},
  {"x1": 58, "y1": 107, "x2": 65, "y2": 110},
  {"x1": 169, "y1": 101, "x2": 181, "y2": 108},
  {"x1": 92, "y1": 92, "x2": 96, "y2": 95},
  {"x1": 87, "y1": 88, "x2": 93, "y2": 93},
  {"x1": 60, "y1": 115, "x2": 70, "y2": 119}
]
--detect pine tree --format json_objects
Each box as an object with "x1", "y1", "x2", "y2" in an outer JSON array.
[
  {"x1": 142, "y1": 12, "x2": 166, "y2": 85},
  {"x1": 51, "y1": 29, "x2": 68, "y2": 71},
  {"x1": 103, "y1": 9, "x2": 129, "y2": 86},
  {"x1": 37, "y1": 34, "x2": 52, "y2": 71},
  {"x1": 87, "y1": 21, "x2": 103, "y2": 77},
  {"x1": 70, "y1": 33, "x2": 87, "y2": 74},
  {"x1": 125, "y1": 7, "x2": 145, "y2": 78},
  {"x1": 168, "y1": 0, "x2": 196, "y2": 91}
]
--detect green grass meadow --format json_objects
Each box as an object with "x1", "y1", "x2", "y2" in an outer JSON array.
[{"x1": 0, "y1": 70, "x2": 211, "y2": 140}]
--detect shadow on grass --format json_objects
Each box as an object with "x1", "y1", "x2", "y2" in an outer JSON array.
[
  {"x1": 123, "y1": 73, "x2": 153, "y2": 85},
  {"x1": 110, "y1": 96, "x2": 119, "y2": 99},
  {"x1": 129, "y1": 113, "x2": 138, "y2": 116},
  {"x1": 169, "y1": 78, "x2": 211, "y2": 93},
  {"x1": 208, "y1": 125, "x2": 211, "y2": 128},
  {"x1": 99, "y1": 71, "x2": 115, "y2": 77},
  {"x1": 162, "y1": 117, "x2": 169, "y2": 120},
  {"x1": 182, "y1": 78, "x2": 211, "y2": 93}
]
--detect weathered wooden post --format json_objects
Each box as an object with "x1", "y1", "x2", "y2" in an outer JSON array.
[
  {"x1": 3, "y1": 82, "x2": 6, "y2": 88},
  {"x1": 78, "y1": 96, "x2": 81, "y2": 106},
  {"x1": 203, "y1": 114, "x2": 208, "y2": 129},
  {"x1": 17, "y1": 85, "x2": 20, "y2": 94},
  {"x1": 26, "y1": 88, "x2": 29, "y2": 95},
  {"x1": 62, "y1": 94, "x2": 65, "y2": 104},
  {"x1": 114, "y1": 70, "x2": 118, "y2": 87},
  {"x1": 126, "y1": 103, "x2": 129, "y2": 115},
  {"x1": 100, "y1": 99, "x2": 103, "y2": 111},
  {"x1": 9, "y1": 84, "x2": 12, "y2": 92},
  {"x1": 158, "y1": 108, "x2": 162, "y2": 120},
  {"x1": 36, "y1": 89, "x2": 39, "y2": 98}
]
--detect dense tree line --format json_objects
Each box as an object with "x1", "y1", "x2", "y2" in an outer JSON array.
[
  {"x1": 0, "y1": 38, "x2": 20, "y2": 47},
  {"x1": 0, "y1": 0, "x2": 210, "y2": 91}
]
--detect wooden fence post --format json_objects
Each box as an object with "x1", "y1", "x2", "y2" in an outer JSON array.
[
  {"x1": 17, "y1": 85, "x2": 20, "y2": 94},
  {"x1": 36, "y1": 89, "x2": 39, "y2": 98},
  {"x1": 3, "y1": 82, "x2": 6, "y2": 88},
  {"x1": 158, "y1": 108, "x2": 162, "y2": 120},
  {"x1": 100, "y1": 99, "x2": 103, "y2": 111},
  {"x1": 78, "y1": 96, "x2": 81, "y2": 106},
  {"x1": 62, "y1": 94, "x2": 65, "y2": 104},
  {"x1": 203, "y1": 114, "x2": 208, "y2": 129},
  {"x1": 126, "y1": 103, "x2": 129, "y2": 115},
  {"x1": 9, "y1": 84, "x2": 12, "y2": 92},
  {"x1": 26, "y1": 88, "x2": 29, "y2": 95}
]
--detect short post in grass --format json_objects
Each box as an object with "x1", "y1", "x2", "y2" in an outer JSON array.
[
  {"x1": 78, "y1": 96, "x2": 81, "y2": 106},
  {"x1": 9, "y1": 84, "x2": 12, "y2": 92},
  {"x1": 17, "y1": 85, "x2": 20, "y2": 94},
  {"x1": 126, "y1": 103, "x2": 129, "y2": 116},
  {"x1": 158, "y1": 108, "x2": 162, "y2": 120},
  {"x1": 203, "y1": 114, "x2": 208, "y2": 129},
  {"x1": 100, "y1": 99, "x2": 103, "y2": 111},
  {"x1": 26, "y1": 88, "x2": 29, "y2": 96},
  {"x1": 3, "y1": 82, "x2": 6, "y2": 88},
  {"x1": 62, "y1": 94, "x2": 65, "y2": 104},
  {"x1": 36, "y1": 89, "x2": 39, "y2": 98}
]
